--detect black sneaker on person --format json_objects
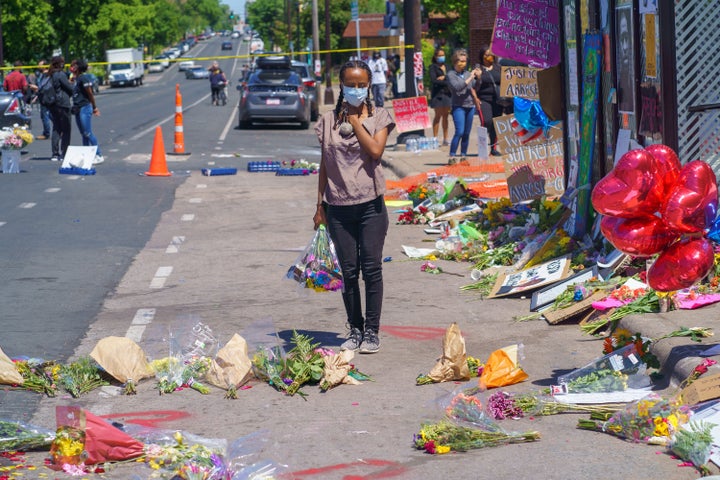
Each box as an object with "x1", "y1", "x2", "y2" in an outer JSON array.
[
  {"x1": 359, "y1": 329, "x2": 380, "y2": 354},
  {"x1": 340, "y1": 327, "x2": 363, "y2": 351}
]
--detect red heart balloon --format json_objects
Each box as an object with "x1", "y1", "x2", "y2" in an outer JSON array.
[
  {"x1": 647, "y1": 237, "x2": 715, "y2": 292},
  {"x1": 591, "y1": 149, "x2": 664, "y2": 218},
  {"x1": 600, "y1": 215, "x2": 675, "y2": 257},
  {"x1": 662, "y1": 160, "x2": 718, "y2": 233},
  {"x1": 645, "y1": 144, "x2": 681, "y2": 196}
]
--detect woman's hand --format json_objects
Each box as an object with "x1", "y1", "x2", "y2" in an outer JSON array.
[{"x1": 313, "y1": 205, "x2": 326, "y2": 230}]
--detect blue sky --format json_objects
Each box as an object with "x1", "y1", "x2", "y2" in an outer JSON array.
[{"x1": 223, "y1": 0, "x2": 246, "y2": 20}]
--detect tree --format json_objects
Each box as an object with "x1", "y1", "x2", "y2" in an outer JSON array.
[
  {"x1": 1, "y1": 0, "x2": 55, "y2": 63},
  {"x1": 422, "y1": 0, "x2": 469, "y2": 47}
]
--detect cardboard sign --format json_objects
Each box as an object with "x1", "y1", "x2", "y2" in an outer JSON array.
[
  {"x1": 61, "y1": 146, "x2": 98, "y2": 170},
  {"x1": 391, "y1": 96, "x2": 431, "y2": 133},
  {"x1": 500, "y1": 66, "x2": 540, "y2": 100},
  {"x1": 488, "y1": 256, "x2": 572, "y2": 298},
  {"x1": 490, "y1": 0, "x2": 561, "y2": 69},
  {"x1": 530, "y1": 266, "x2": 599, "y2": 311},
  {"x1": 542, "y1": 291, "x2": 606, "y2": 325},
  {"x1": 680, "y1": 373, "x2": 720, "y2": 405},
  {"x1": 494, "y1": 115, "x2": 565, "y2": 199}
]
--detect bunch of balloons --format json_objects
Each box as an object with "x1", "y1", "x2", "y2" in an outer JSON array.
[{"x1": 591, "y1": 145, "x2": 718, "y2": 292}]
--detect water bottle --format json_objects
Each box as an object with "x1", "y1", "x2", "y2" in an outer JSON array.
[
  {"x1": 431, "y1": 137, "x2": 438, "y2": 150},
  {"x1": 420, "y1": 137, "x2": 427, "y2": 150}
]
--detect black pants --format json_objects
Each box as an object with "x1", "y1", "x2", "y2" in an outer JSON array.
[
  {"x1": 50, "y1": 106, "x2": 72, "y2": 158},
  {"x1": 479, "y1": 100, "x2": 500, "y2": 147},
  {"x1": 326, "y1": 196, "x2": 389, "y2": 333}
]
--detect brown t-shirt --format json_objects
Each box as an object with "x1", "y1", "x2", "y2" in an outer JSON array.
[{"x1": 315, "y1": 107, "x2": 395, "y2": 206}]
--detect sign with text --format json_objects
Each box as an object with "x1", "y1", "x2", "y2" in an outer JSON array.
[
  {"x1": 494, "y1": 114, "x2": 565, "y2": 199},
  {"x1": 500, "y1": 66, "x2": 540, "y2": 100},
  {"x1": 391, "y1": 96, "x2": 431, "y2": 133},
  {"x1": 491, "y1": 0, "x2": 561, "y2": 69},
  {"x1": 488, "y1": 256, "x2": 571, "y2": 298}
]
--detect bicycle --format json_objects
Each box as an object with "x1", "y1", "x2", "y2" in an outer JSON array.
[{"x1": 217, "y1": 82, "x2": 227, "y2": 106}]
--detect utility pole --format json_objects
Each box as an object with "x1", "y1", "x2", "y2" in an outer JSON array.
[
  {"x1": 312, "y1": 0, "x2": 319, "y2": 71},
  {"x1": 323, "y1": 0, "x2": 334, "y2": 104},
  {"x1": 403, "y1": 0, "x2": 421, "y2": 98}
]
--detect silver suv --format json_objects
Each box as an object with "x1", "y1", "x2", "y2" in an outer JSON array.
[{"x1": 290, "y1": 60, "x2": 318, "y2": 121}]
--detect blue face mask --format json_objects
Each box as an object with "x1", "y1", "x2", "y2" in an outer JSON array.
[
  {"x1": 437, "y1": 56, "x2": 445, "y2": 63},
  {"x1": 342, "y1": 85, "x2": 368, "y2": 107}
]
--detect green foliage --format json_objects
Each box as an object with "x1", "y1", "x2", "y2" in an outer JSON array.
[{"x1": 0, "y1": 0, "x2": 230, "y2": 66}]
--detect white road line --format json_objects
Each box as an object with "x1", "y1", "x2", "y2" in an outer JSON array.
[
  {"x1": 45, "y1": 188, "x2": 61, "y2": 193},
  {"x1": 18, "y1": 203, "x2": 36, "y2": 209},
  {"x1": 125, "y1": 325, "x2": 146, "y2": 343},
  {"x1": 126, "y1": 308, "x2": 155, "y2": 342},
  {"x1": 189, "y1": 197, "x2": 202, "y2": 203},
  {"x1": 129, "y1": 94, "x2": 212, "y2": 142},
  {"x1": 165, "y1": 236, "x2": 185, "y2": 254},
  {"x1": 181, "y1": 214, "x2": 195, "y2": 221},
  {"x1": 196, "y1": 183, "x2": 207, "y2": 188},
  {"x1": 0, "y1": 222, "x2": 6, "y2": 227},
  {"x1": 150, "y1": 266, "x2": 173, "y2": 288}
]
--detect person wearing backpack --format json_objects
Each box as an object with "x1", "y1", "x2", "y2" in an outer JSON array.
[
  {"x1": 28, "y1": 60, "x2": 52, "y2": 139},
  {"x1": 47, "y1": 56, "x2": 74, "y2": 162}
]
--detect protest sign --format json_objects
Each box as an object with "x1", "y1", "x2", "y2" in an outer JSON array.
[
  {"x1": 500, "y1": 66, "x2": 540, "y2": 100},
  {"x1": 391, "y1": 96, "x2": 431, "y2": 133},
  {"x1": 494, "y1": 114, "x2": 565, "y2": 199},
  {"x1": 491, "y1": 0, "x2": 561, "y2": 69}
]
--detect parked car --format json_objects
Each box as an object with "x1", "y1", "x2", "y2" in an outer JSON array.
[
  {"x1": 221, "y1": 41, "x2": 233, "y2": 51},
  {"x1": 290, "y1": 60, "x2": 318, "y2": 121},
  {"x1": 0, "y1": 91, "x2": 31, "y2": 129},
  {"x1": 178, "y1": 60, "x2": 196, "y2": 71},
  {"x1": 230, "y1": 31, "x2": 241, "y2": 39},
  {"x1": 154, "y1": 54, "x2": 170, "y2": 68},
  {"x1": 148, "y1": 62, "x2": 164, "y2": 73},
  {"x1": 85, "y1": 73, "x2": 101, "y2": 94},
  {"x1": 165, "y1": 48, "x2": 181, "y2": 60},
  {"x1": 185, "y1": 66, "x2": 210, "y2": 79},
  {"x1": 237, "y1": 56, "x2": 310, "y2": 129}
]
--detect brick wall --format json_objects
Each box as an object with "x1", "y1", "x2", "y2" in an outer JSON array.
[{"x1": 469, "y1": 0, "x2": 497, "y2": 66}]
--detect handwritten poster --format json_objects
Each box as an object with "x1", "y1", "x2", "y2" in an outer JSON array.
[
  {"x1": 500, "y1": 66, "x2": 540, "y2": 100},
  {"x1": 491, "y1": 0, "x2": 560, "y2": 69},
  {"x1": 494, "y1": 114, "x2": 565, "y2": 198},
  {"x1": 391, "y1": 96, "x2": 431, "y2": 133}
]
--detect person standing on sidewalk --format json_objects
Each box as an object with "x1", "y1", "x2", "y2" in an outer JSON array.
[
  {"x1": 28, "y1": 60, "x2": 53, "y2": 140},
  {"x1": 48, "y1": 56, "x2": 74, "y2": 163},
  {"x1": 473, "y1": 46, "x2": 503, "y2": 156},
  {"x1": 367, "y1": 51, "x2": 388, "y2": 107},
  {"x1": 446, "y1": 49, "x2": 481, "y2": 163},
  {"x1": 71, "y1": 59, "x2": 104, "y2": 165},
  {"x1": 429, "y1": 48, "x2": 452, "y2": 146},
  {"x1": 313, "y1": 60, "x2": 395, "y2": 354}
]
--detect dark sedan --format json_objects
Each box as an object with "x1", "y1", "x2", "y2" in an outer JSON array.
[
  {"x1": 237, "y1": 56, "x2": 311, "y2": 129},
  {"x1": 0, "y1": 91, "x2": 31, "y2": 129}
]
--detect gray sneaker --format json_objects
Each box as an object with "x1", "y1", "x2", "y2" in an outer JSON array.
[
  {"x1": 359, "y1": 329, "x2": 380, "y2": 354},
  {"x1": 340, "y1": 327, "x2": 363, "y2": 351}
]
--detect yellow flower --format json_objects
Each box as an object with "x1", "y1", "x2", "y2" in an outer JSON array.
[
  {"x1": 653, "y1": 417, "x2": 669, "y2": 437},
  {"x1": 436, "y1": 445, "x2": 451, "y2": 454}
]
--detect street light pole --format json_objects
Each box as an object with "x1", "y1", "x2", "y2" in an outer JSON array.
[
  {"x1": 403, "y1": 0, "x2": 421, "y2": 98},
  {"x1": 312, "y1": 0, "x2": 319, "y2": 70}
]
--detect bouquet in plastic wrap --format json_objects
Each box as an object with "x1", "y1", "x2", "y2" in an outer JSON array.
[
  {"x1": 577, "y1": 393, "x2": 691, "y2": 445},
  {"x1": 286, "y1": 225, "x2": 343, "y2": 292},
  {"x1": 0, "y1": 419, "x2": 55, "y2": 452},
  {"x1": 413, "y1": 383, "x2": 540, "y2": 454},
  {"x1": 553, "y1": 343, "x2": 651, "y2": 402}
]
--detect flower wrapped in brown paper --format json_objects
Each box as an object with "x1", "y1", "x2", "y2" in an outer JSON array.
[
  {"x1": 89, "y1": 337, "x2": 154, "y2": 392},
  {"x1": 417, "y1": 323, "x2": 470, "y2": 385},
  {"x1": 0, "y1": 346, "x2": 23, "y2": 386},
  {"x1": 205, "y1": 333, "x2": 253, "y2": 390},
  {"x1": 320, "y1": 349, "x2": 362, "y2": 391}
]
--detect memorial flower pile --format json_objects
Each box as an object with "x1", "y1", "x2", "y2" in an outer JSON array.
[
  {"x1": 413, "y1": 420, "x2": 540, "y2": 454},
  {"x1": 0, "y1": 126, "x2": 33, "y2": 150}
]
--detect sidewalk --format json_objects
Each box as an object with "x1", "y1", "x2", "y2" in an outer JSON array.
[{"x1": 319, "y1": 88, "x2": 720, "y2": 388}]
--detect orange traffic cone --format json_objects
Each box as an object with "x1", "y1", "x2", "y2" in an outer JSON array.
[
  {"x1": 145, "y1": 126, "x2": 171, "y2": 176},
  {"x1": 168, "y1": 84, "x2": 191, "y2": 156}
]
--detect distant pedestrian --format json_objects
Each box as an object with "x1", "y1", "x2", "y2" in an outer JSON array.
[
  {"x1": 34, "y1": 60, "x2": 53, "y2": 139},
  {"x1": 71, "y1": 59, "x2": 104, "y2": 165},
  {"x1": 209, "y1": 63, "x2": 227, "y2": 106},
  {"x1": 47, "y1": 55, "x2": 74, "y2": 162},
  {"x1": 446, "y1": 49, "x2": 481, "y2": 163},
  {"x1": 3, "y1": 61, "x2": 28, "y2": 95},
  {"x1": 472, "y1": 46, "x2": 503, "y2": 156},
  {"x1": 313, "y1": 60, "x2": 395, "y2": 354},
  {"x1": 367, "y1": 51, "x2": 388, "y2": 107},
  {"x1": 429, "y1": 48, "x2": 452, "y2": 146}
]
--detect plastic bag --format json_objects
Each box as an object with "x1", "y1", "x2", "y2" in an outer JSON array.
[
  {"x1": 225, "y1": 430, "x2": 291, "y2": 479},
  {"x1": 286, "y1": 225, "x2": 344, "y2": 292},
  {"x1": 479, "y1": 344, "x2": 529, "y2": 389},
  {"x1": 0, "y1": 418, "x2": 55, "y2": 452},
  {"x1": 556, "y1": 343, "x2": 650, "y2": 394}
]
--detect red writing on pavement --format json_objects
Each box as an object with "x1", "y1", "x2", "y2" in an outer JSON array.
[
  {"x1": 100, "y1": 410, "x2": 191, "y2": 428},
  {"x1": 380, "y1": 326, "x2": 446, "y2": 341},
  {"x1": 285, "y1": 458, "x2": 408, "y2": 479}
]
